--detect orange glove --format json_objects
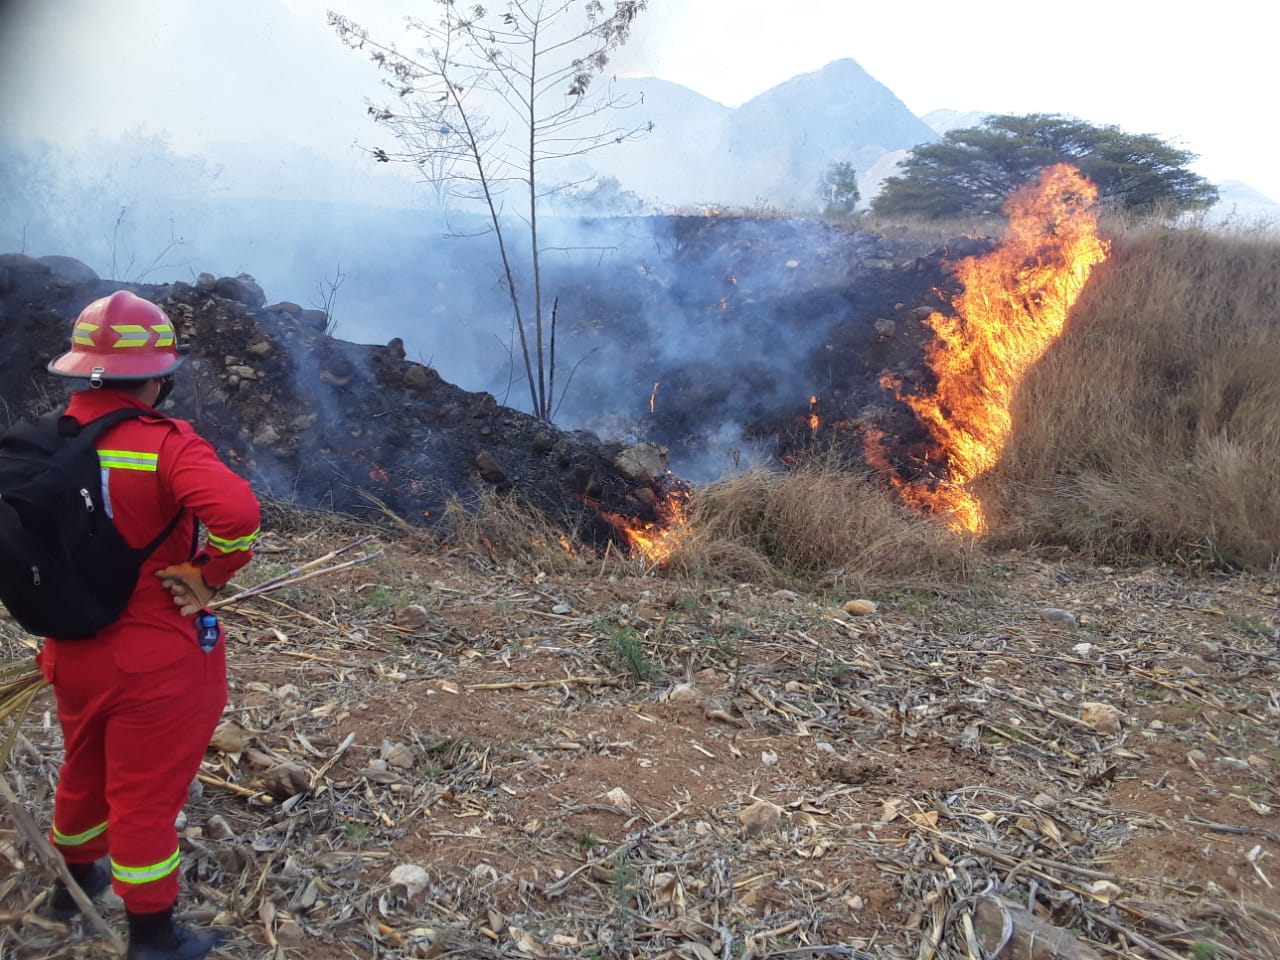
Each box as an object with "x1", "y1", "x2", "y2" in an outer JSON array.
[{"x1": 155, "y1": 562, "x2": 216, "y2": 616}]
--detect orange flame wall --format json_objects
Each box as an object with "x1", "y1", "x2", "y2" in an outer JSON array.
[{"x1": 873, "y1": 163, "x2": 1110, "y2": 532}]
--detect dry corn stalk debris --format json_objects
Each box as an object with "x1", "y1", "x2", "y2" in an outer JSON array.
[{"x1": 1, "y1": 525, "x2": 1278, "y2": 959}]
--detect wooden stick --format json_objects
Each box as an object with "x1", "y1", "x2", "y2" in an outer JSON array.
[
  {"x1": 212, "y1": 536, "x2": 378, "y2": 607},
  {"x1": 195, "y1": 772, "x2": 276, "y2": 803},
  {"x1": 465, "y1": 676, "x2": 619, "y2": 691}
]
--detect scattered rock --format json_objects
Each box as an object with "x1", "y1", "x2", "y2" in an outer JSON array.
[
  {"x1": 973, "y1": 896, "x2": 1103, "y2": 959},
  {"x1": 664, "y1": 682, "x2": 701, "y2": 704},
  {"x1": 1088, "y1": 879, "x2": 1123, "y2": 903},
  {"x1": 403, "y1": 365, "x2": 434, "y2": 391},
  {"x1": 395, "y1": 604, "x2": 430, "y2": 630},
  {"x1": 738, "y1": 800, "x2": 783, "y2": 837},
  {"x1": 1079, "y1": 702, "x2": 1122, "y2": 736},
  {"x1": 603, "y1": 787, "x2": 633, "y2": 814},
  {"x1": 474, "y1": 451, "x2": 506, "y2": 484},
  {"x1": 251, "y1": 423, "x2": 280, "y2": 447},
  {"x1": 206, "y1": 815, "x2": 237, "y2": 841},
  {"x1": 389, "y1": 864, "x2": 430, "y2": 899},
  {"x1": 213, "y1": 273, "x2": 266, "y2": 308},
  {"x1": 209, "y1": 719, "x2": 252, "y2": 754},
  {"x1": 256, "y1": 762, "x2": 311, "y2": 800},
  {"x1": 1039, "y1": 608, "x2": 1078, "y2": 627},
  {"x1": 613, "y1": 442, "x2": 669, "y2": 482},
  {"x1": 381, "y1": 740, "x2": 416, "y2": 769}
]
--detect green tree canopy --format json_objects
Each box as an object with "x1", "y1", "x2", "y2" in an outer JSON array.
[{"x1": 872, "y1": 114, "x2": 1219, "y2": 220}]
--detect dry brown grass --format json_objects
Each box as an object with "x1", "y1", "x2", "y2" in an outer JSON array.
[
  {"x1": 669, "y1": 455, "x2": 972, "y2": 588},
  {"x1": 988, "y1": 224, "x2": 1280, "y2": 569},
  {"x1": 434, "y1": 491, "x2": 599, "y2": 574}
]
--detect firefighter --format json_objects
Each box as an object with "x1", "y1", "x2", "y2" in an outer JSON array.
[{"x1": 39, "y1": 290, "x2": 260, "y2": 960}]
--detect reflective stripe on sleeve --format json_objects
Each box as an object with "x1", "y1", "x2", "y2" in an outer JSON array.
[
  {"x1": 111, "y1": 849, "x2": 180, "y2": 885},
  {"x1": 207, "y1": 527, "x2": 259, "y2": 553},
  {"x1": 53, "y1": 820, "x2": 108, "y2": 846},
  {"x1": 98, "y1": 450, "x2": 160, "y2": 472}
]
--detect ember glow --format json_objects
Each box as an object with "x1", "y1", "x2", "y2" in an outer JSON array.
[{"x1": 869, "y1": 164, "x2": 1110, "y2": 532}]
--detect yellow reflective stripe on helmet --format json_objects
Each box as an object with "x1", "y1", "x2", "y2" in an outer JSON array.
[
  {"x1": 73, "y1": 321, "x2": 100, "y2": 346},
  {"x1": 152, "y1": 321, "x2": 175, "y2": 347},
  {"x1": 110, "y1": 323, "x2": 150, "y2": 347},
  {"x1": 53, "y1": 820, "x2": 108, "y2": 846},
  {"x1": 111, "y1": 849, "x2": 180, "y2": 885},
  {"x1": 98, "y1": 450, "x2": 159, "y2": 472},
  {"x1": 207, "y1": 527, "x2": 259, "y2": 553}
]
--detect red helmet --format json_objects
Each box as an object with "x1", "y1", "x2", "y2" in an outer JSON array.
[{"x1": 48, "y1": 291, "x2": 185, "y2": 385}]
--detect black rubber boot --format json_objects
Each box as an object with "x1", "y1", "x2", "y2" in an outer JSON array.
[
  {"x1": 126, "y1": 907, "x2": 226, "y2": 960},
  {"x1": 47, "y1": 858, "x2": 111, "y2": 920}
]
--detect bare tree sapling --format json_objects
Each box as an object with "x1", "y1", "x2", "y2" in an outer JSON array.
[{"x1": 330, "y1": 0, "x2": 650, "y2": 420}]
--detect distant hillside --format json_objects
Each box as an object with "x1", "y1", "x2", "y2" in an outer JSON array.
[
  {"x1": 1207, "y1": 180, "x2": 1280, "y2": 226},
  {"x1": 586, "y1": 77, "x2": 733, "y2": 208},
  {"x1": 595, "y1": 60, "x2": 937, "y2": 210}
]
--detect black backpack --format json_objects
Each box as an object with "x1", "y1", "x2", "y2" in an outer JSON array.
[{"x1": 0, "y1": 408, "x2": 183, "y2": 640}]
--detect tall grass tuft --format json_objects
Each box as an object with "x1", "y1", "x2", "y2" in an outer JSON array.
[
  {"x1": 669, "y1": 454, "x2": 971, "y2": 586},
  {"x1": 988, "y1": 225, "x2": 1280, "y2": 569}
]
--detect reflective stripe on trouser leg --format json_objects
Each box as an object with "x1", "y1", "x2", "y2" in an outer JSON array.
[
  {"x1": 111, "y1": 849, "x2": 180, "y2": 885},
  {"x1": 52, "y1": 820, "x2": 108, "y2": 847}
]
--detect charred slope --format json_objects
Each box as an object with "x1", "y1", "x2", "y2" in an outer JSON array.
[
  {"x1": 0, "y1": 254, "x2": 667, "y2": 538},
  {"x1": 2, "y1": 218, "x2": 991, "y2": 530}
]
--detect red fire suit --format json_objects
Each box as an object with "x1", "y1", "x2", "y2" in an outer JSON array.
[{"x1": 38, "y1": 389, "x2": 260, "y2": 913}]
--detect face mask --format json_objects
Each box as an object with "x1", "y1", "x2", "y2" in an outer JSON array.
[{"x1": 155, "y1": 376, "x2": 175, "y2": 406}]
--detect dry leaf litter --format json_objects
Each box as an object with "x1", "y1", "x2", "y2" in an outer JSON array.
[{"x1": 1, "y1": 517, "x2": 1278, "y2": 960}]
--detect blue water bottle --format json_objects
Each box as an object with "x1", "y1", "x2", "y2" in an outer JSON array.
[{"x1": 196, "y1": 612, "x2": 220, "y2": 653}]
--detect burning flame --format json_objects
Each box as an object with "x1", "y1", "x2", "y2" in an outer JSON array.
[
  {"x1": 808, "y1": 395, "x2": 820, "y2": 435},
  {"x1": 650, "y1": 380, "x2": 660, "y2": 414},
  {"x1": 596, "y1": 482, "x2": 692, "y2": 565},
  {"x1": 869, "y1": 164, "x2": 1109, "y2": 532}
]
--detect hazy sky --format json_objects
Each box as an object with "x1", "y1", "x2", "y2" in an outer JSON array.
[{"x1": 3, "y1": 0, "x2": 1277, "y2": 202}]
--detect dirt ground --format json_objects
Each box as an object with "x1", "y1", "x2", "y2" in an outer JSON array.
[{"x1": 2, "y1": 519, "x2": 1279, "y2": 960}]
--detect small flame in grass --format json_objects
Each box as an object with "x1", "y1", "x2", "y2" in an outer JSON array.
[
  {"x1": 868, "y1": 163, "x2": 1110, "y2": 532},
  {"x1": 596, "y1": 481, "x2": 693, "y2": 565},
  {"x1": 808, "y1": 395, "x2": 820, "y2": 435}
]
